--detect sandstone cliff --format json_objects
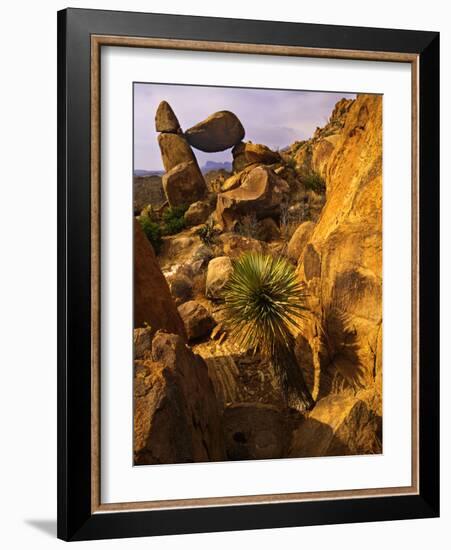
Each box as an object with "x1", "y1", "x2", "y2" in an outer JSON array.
[{"x1": 291, "y1": 94, "x2": 383, "y2": 456}]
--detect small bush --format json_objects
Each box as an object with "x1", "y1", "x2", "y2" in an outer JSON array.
[
  {"x1": 196, "y1": 219, "x2": 218, "y2": 246},
  {"x1": 138, "y1": 215, "x2": 163, "y2": 253},
  {"x1": 285, "y1": 156, "x2": 297, "y2": 170},
  {"x1": 161, "y1": 205, "x2": 187, "y2": 235},
  {"x1": 303, "y1": 171, "x2": 326, "y2": 193}
]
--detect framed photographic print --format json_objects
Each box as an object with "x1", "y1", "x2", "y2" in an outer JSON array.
[{"x1": 57, "y1": 8, "x2": 440, "y2": 541}]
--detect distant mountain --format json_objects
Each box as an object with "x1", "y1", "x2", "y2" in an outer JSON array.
[
  {"x1": 134, "y1": 161, "x2": 232, "y2": 177},
  {"x1": 134, "y1": 169, "x2": 164, "y2": 177},
  {"x1": 201, "y1": 161, "x2": 232, "y2": 174}
]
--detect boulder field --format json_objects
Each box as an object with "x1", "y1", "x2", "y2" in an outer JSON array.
[{"x1": 133, "y1": 94, "x2": 383, "y2": 463}]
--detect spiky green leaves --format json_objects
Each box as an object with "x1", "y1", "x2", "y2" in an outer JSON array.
[{"x1": 221, "y1": 252, "x2": 308, "y2": 356}]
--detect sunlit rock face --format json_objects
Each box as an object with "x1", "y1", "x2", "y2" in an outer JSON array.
[{"x1": 292, "y1": 95, "x2": 383, "y2": 456}]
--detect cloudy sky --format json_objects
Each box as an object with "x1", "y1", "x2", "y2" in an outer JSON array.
[{"x1": 134, "y1": 83, "x2": 356, "y2": 171}]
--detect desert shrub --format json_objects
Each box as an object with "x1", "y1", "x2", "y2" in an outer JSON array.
[
  {"x1": 303, "y1": 171, "x2": 326, "y2": 193},
  {"x1": 285, "y1": 156, "x2": 297, "y2": 170},
  {"x1": 161, "y1": 205, "x2": 187, "y2": 235},
  {"x1": 138, "y1": 214, "x2": 162, "y2": 254},
  {"x1": 196, "y1": 219, "x2": 219, "y2": 246},
  {"x1": 221, "y1": 252, "x2": 314, "y2": 412}
]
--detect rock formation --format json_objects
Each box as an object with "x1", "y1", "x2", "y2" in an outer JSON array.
[
  {"x1": 134, "y1": 331, "x2": 225, "y2": 464},
  {"x1": 184, "y1": 200, "x2": 212, "y2": 226},
  {"x1": 286, "y1": 221, "x2": 315, "y2": 262},
  {"x1": 162, "y1": 160, "x2": 206, "y2": 207},
  {"x1": 216, "y1": 165, "x2": 289, "y2": 231},
  {"x1": 155, "y1": 100, "x2": 181, "y2": 133},
  {"x1": 178, "y1": 300, "x2": 216, "y2": 341},
  {"x1": 133, "y1": 93, "x2": 383, "y2": 465},
  {"x1": 155, "y1": 101, "x2": 207, "y2": 207},
  {"x1": 291, "y1": 94, "x2": 382, "y2": 456},
  {"x1": 157, "y1": 133, "x2": 196, "y2": 173},
  {"x1": 133, "y1": 219, "x2": 187, "y2": 338},
  {"x1": 185, "y1": 111, "x2": 245, "y2": 152},
  {"x1": 205, "y1": 256, "x2": 233, "y2": 300}
]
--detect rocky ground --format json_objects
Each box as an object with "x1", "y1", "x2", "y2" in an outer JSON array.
[{"x1": 133, "y1": 94, "x2": 382, "y2": 465}]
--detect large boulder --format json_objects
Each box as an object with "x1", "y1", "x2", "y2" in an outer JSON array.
[
  {"x1": 134, "y1": 331, "x2": 225, "y2": 464},
  {"x1": 216, "y1": 165, "x2": 289, "y2": 231},
  {"x1": 157, "y1": 133, "x2": 198, "y2": 172},
  {"x1": 205, "y1": 256, "x2": 233, "y2": 300},
  {"x1": 155, "y1": 100, "x2": 181, "y2": 133},
  {"x1": 232, "y1": 142, "x2": 281, "y2": 172},
  {"x1": 162, "y1": 161, "x2": 207, "y2": 207},
  {"x1": 169, "y1": 273, "x2": 193, "y2": 306},
  {"x1": 289, "y1": 391, "x2": 382, "y2": 457},
  {"x1": 133, "y1": 219, "x2": 187, "y2": 339},
  {"x1": 178, "y1": 300, "x2": 216, "y2": 342},
  {"x1": 184, "y1": 200, "x2": 212, "y2": 226},
  {"x1": 185, "y1": 111, "x2": 245, "y2": 152},
  {"x1": 286, "y1": 221, "x2": 316, "y2": 262}
]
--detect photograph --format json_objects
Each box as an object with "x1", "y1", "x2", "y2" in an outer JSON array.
[{"x1": 132, "y1": 83, "x2": 383, "y2": 466}]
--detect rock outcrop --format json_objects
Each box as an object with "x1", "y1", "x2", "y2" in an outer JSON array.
[
  {"x1": 156, "y1": 101, "x2": 208, "y2": 208},
  {"x1": 289, "y1": 390, "x2": 382, "y2": 457},
  {"x1": 185, "y1": 111, "x2": 245, "y2": 152},
  {"x1": 290, "y1": 94, "x2": 383, "y2": 455},
  {"x1": 216, "y1": 165, "x2": 289, "y2": 231},
  {"x1": 134, "y1": 219, "x2": 187, "y2": 339},
  {"x1": 134, "y1": 331, "x2": 225, "y2": 464},
  {"x1": 286, "y1": 221, "x2": 315, "y2": 262}
]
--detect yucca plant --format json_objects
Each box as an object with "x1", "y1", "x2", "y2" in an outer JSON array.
[{"x1": 221, "y1": 252, "x2": 314, "y2": 412}]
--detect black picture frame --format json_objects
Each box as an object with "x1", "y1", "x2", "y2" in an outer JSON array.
[{"x1": 57, "y1": 8, "x2": 439, "y2": 541}]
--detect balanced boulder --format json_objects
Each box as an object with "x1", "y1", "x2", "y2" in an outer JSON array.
[
  {"x1": 216, "y1": 165, "x2": 289, "y2": 231},
  {"x1": 155, "y1": 100, "x2": 181, "y2": 133},
  {"x1": 162, "y1": 161, "x2": 207, "y2": 207},
  {"x1": 185, "y1": 111, "x2": 245, "y2": 152}
]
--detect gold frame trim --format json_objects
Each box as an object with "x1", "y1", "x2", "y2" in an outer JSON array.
[{"x1": 90, "y1": 35, "x2": 420, "y2": 514}]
